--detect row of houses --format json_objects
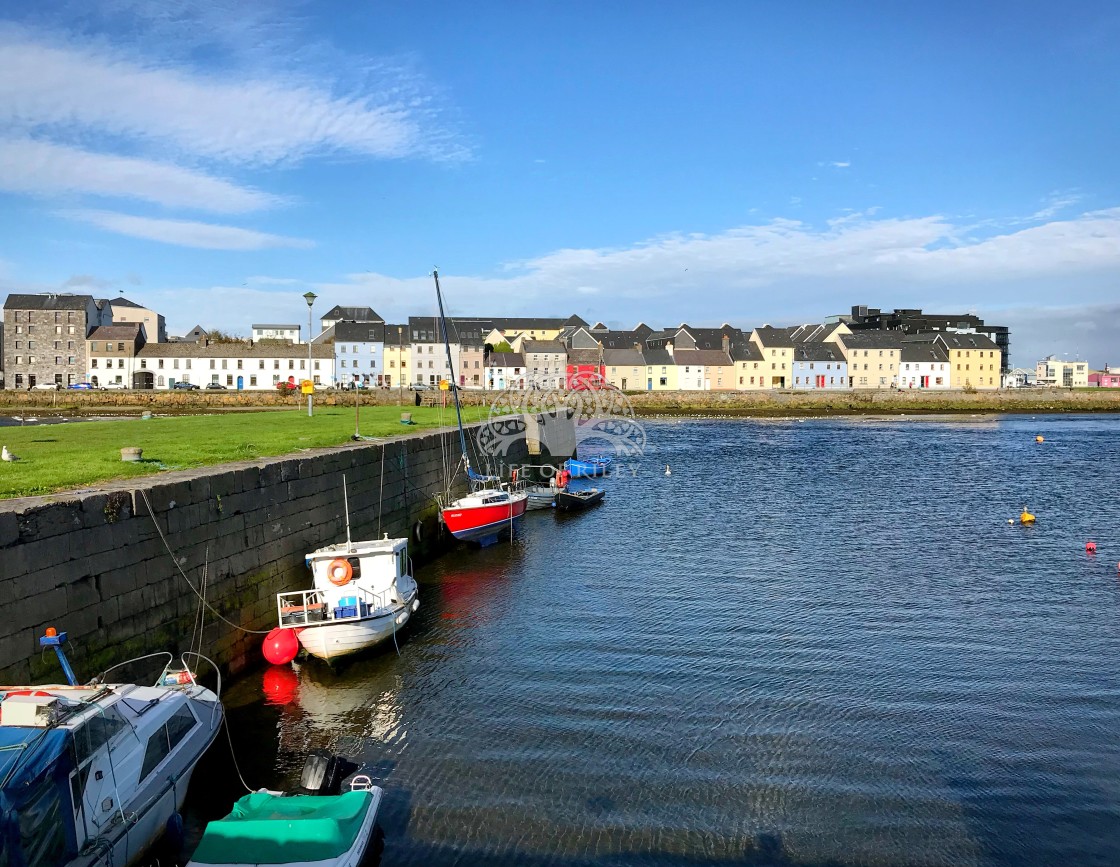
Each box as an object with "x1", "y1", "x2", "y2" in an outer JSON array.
[{"x1": 0, "y1": 295, "x2": 1024, "y2": 392}]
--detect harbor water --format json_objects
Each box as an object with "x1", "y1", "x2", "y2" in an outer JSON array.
[{"x1": 212, "y1": 414, "x2": 1120, "y2": 866}]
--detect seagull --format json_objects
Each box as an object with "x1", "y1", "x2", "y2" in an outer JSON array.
[
  {"x1": 665, "y1": 464, "x2": 671, "y2": 476},
  {"x1": 2, "y1": 446, "x2": 19, "y2": 462}
]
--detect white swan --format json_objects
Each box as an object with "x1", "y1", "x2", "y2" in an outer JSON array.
[
  {"x1": 665, "y1": 464, "x2": 671, "y2": 476},
  {"x1": 2, "y1": 446, "x2": 19, "y2": 462}
]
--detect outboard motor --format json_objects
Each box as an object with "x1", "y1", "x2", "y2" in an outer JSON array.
[{"x1": 298, "y1": 749, "x2": 344, "y2": 795}]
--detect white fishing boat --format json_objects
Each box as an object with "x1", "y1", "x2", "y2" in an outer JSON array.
[
  {"x1": 0, "y1": 629, "x2": 223, "y2": 867},
  {"x1": 276, "y1": 533, "x2": 419, "y2": 663},
  {"x1": 524, "y1": 483, "x2": 557, "y2": 510}
]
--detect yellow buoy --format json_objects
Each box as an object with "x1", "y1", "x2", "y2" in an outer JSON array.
[
  {"x1": 1035, "y1": 435, "x2": 1044, "y2": 443},
  {"x1": 1020, "y1": 509, "x2": 1036, "y2": 524}
]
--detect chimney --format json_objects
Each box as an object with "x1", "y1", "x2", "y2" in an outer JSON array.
[
  {"x1": 721, "y1": 334, "x2": 730, "y2": 353},
  {"x1": 665, "y1": 340, "x2": 674, "y2": 358}
]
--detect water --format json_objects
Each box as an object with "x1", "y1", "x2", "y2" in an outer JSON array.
[{"x1": 214, "y1": 415, "x2": 1120, "y2": 866}]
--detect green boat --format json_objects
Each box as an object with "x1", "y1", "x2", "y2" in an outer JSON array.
[{"x1": 188, "y1": 783, "x2": 383, "y2": 867}]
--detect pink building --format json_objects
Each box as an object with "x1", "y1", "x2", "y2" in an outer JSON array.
[{"x1": 1089, "y1": 365, "x2": 1120, "y2": 387}]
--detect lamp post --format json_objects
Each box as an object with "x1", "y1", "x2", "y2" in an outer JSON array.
[
  {"x1": 397, "y1": 326, "x2": 403, "y2": 406},
  {"x1": 303, "y1": 291, "x2": 316, "y2": 417}
]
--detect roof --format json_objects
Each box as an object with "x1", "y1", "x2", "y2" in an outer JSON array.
[
  {"x1": 789, "y1": 322, "x2": 843, "y2": 343},
  {"x1": 673, "y1": 349, "x2": 733, "y2": 367},
  {"x1": 491, "y1": 317, "x2": 573, "y2": 332},
  {"x1": 603, "y1": 348, "x2": 646, "y2": 366},
  {"x1": 935, "y1": 332, "x2": 1000, "y2": 351},
  {"x1": 487, "y1": 352, "x2": 525, "y2": 366},
  {"x1": 751, "y1": 326, "x2": 797, "y2": 348},
  {"x1": 252, "y1": 323, "x2": 300, "y2": 330},
  {"x1": 311, "y1": 324, "x2": 335, "y2": 345},
  {"x1": 136, "y1": 342, "x2": 333, "y2": 359},
  {"x1": 566, "y1": 348, "x2": 602, "y2": 365},
  {"x1": 793, "y1": 343, "x2": 845, "y2": 362},
  {"x1": 644, "y1": 347, "x2": 673, "y2": 366},
  {"x1": 178, "y1": 325, "x2": 208, "y2": 343},
  {"x1": 522, "y1": 339, "x2": 566, "y2": 353},
  {"x1": 4, "y1": 293, "x2": 93, "y2": 311},
  {"x1": 564, "y1": 314, "x2": 589, "y2": 326},
  {"x1": 334, "y1": 320, "x2": 385, "y2": 342},
  {"x1": 107, "y1": 296, "x2": 145, "y2": 309},
  {"x1": 676, "y1": 325, "x2": 747, "y2": 351},
  {"x1": 901, "y1": 344, "x2": 950, "y2": 363},
  {"x1": 838, "y1": 331, "x2": 907, "y2": 349},
  {"x1": 729, "y1": 341, "x2": 765, "y2": 362},
  {"x1": 88, "y1": 324, "x2": 144, "y2": 341},
  {"x1": 598, "y1": 330, "x2": 650, "y2": 350},
  {"x1": 322, "y1": 305, "x2": 381, "y2": 322}
]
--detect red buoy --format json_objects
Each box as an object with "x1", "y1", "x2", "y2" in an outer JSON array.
[
  {"x1": 1085, "y1": 542, "x2": 1097, "y2": 554},
  {"x1": 262, "y1": 627, "x2": 299, "y2": 665},
  {"x1": 262, "y1": 665, "x2": 299, "y2": 705}
]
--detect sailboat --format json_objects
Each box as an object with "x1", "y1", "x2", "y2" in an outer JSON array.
[{"x1": 433, "y1": 270, "x2": 528, "y2": 544}]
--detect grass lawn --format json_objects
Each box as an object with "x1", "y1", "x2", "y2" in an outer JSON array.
[{"x1": 0, "y1": 405, "x2": 491, "y2": 500}]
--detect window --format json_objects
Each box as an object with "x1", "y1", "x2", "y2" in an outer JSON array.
[
  {"x1": 92, "y1": 359, "x2": 98, "y2": 368},
  {"x1": 54, "y1": 356, "x2": 62, "y2": 365},
  {"x1": 237, "y1": 360, "x2": 243, "y2": 370},
  {"x1": 158, "y1": 360, "x2": 164, "y2": 369},
  {"x1": 259, "y1": 360, "x2": 265, "y2": 370},
  {"x1": 250, "y1": 375, "x2": 258, "y2": 386},
  {"x1": 118, "y1": 342, "x2": 124, "y2": 351},
  {"x1": 117, "y1": 359, "x2": 124, "y2": 369},
  {"x1": 226, "y1": 375, "x2": 233, "y2": 385},
  {"x1": 140, "y1": 360, "x2": 147, "y2": 369}
]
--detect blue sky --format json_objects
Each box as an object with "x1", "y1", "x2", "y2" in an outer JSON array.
[{"x1": 1, "y1": 1, "x2": 1118, "y2": 366}]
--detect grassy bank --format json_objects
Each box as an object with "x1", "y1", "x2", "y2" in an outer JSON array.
[{"x1": 0, "y1": 405, "x2": 488, "y2": 500}]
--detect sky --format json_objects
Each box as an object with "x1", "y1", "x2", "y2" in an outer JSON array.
[{"x1": 0, "y1": 0, "x2": 1118, "y2": 367}]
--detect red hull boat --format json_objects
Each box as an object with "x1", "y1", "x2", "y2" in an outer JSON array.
[{"x1": 441, "y1": 489, "x2": 529, "y2": 542}]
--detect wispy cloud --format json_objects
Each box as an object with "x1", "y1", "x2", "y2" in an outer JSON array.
[
  {"x1": 830, "y1": 161, "x2": 851, "y2": 168},
  {"x1": 1027, "y1": 189, "x2": 1082, "y2": 222},
  {"x1": 0, "y1": 24, "x2": 466, "y2": 166},
  {"x1": 60, "y1": 209, "x2": 314, "y2": 250},
  {"x1": 0, "y1": 138, "x2": 279, "y2": 212}
]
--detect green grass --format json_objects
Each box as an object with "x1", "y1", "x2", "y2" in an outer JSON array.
[{"x1": 0, "y1": 405, "x2": 491, "y2": 499}]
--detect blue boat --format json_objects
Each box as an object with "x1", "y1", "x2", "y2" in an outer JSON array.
[{"x1": 564, "y1": 455, "x2": 613, "y2": 478}]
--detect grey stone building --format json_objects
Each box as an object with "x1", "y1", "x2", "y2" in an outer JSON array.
[{"x1": 2, "y1": 293, "x2": 101, "y2": 389}]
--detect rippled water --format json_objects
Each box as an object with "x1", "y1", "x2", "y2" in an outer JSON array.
[{"x1": 214, "y1": 415, "x2": 1120, "y2": 866}]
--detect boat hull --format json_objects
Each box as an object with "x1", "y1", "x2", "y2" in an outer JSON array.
[
  {"x1": 557, "y1": 488, "x2": 606, "y2": 511},
  {"x1": 525, "y1": 486, "x2": 556, "y2": 510},
  {"x1": 565, "y1": 458, "x2": 612, "y2": 478},
  {"x1": 296, "y1": 596, "x2": 420, "y2": 662},
  {"x1": 442, "y1": 493, "x2": 529, "y2": 542}
]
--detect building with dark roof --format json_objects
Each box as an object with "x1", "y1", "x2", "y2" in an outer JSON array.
[
  {"x1": 2, "y1": 293, "x2": 102, "y2": 388},
  {"x1": 334, "y1": 320, "x2": 389, "y2": 387},
  {"x1": 108, "y1": 296, "x2": 166, "y2": 343},
  {"x1": 842, "y1": 305, "x2": 1010, "y2": 373},
  {"x1": 790, "y1": 342, "x2": 848, "y2": 390},
  {"x1": 320, "y1": 306, "x2": 382, "y2": 333}
]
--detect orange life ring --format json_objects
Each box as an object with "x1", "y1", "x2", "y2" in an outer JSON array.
[
  {"x1": 511, "y1": 469, "x2": 518, "y2": 483},
  {"x1": 327, "y1": 559, "x2": 353, "y2": 586}
]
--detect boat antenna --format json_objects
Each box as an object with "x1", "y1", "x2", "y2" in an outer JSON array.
[
  {"x1": 433, "y1": 269, "x2": 470, "y2": 473},
  {"x1": 343, "y1": 474, "x2": 353, "y2": 551}
]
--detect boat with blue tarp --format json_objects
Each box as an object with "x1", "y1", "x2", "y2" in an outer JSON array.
[{"x1": 564, "y1": 455, "x2": 613, "y2": 478}]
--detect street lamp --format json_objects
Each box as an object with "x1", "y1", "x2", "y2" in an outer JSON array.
[
  {"x1": 303, "y1": 291, "x2": 317, "y2": 417},
  {"x1": 397, "y1": 326, "x2": 404, "y2": 406}
]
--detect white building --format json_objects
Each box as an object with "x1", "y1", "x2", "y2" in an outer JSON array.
[
  {"x1": 898, "y1": 344, "x2": 951, "y2": 389},
  {"x1": 334, "y1": 321, "x2": 386, "y2": 387},
  {"x1": 1035, "y1": 355, "x2": 1088, "y2": 388},
  {"x1": 409, "y1": 316, "x2": 459, "y2": 386},
  {"x1": 252, "y1": 323, "x2": 301, "y2": 344},
  {"x1": 111, "y1": 341, "x2": 336, "y2": 390},
  {"x1": 521, "y1": 340, "x2": 566, "y2": 389},
  {"x1": 485, "y1": 352, "x2": 526, "y2": 390}
]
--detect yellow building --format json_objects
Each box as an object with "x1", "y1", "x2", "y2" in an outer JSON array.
[
  {"x1": 384, "y1": 324, "x2": 410, "y2": 388},
  {"x1": 1035, "y1": 354, "x2": 1088, "y2": 388},
  {"x1": 828, "y1": 331, "x2": 902, "y2": 388},
  {"x1": 749, "y1": 326, "x2": 797, "y2": 388},
  {"x1": 603, "y1": 348, "x2": 646, "y2": 391},
  {"x1": 644, "y1": 347, "x2": 679, "y2": 390},
  {"x1": 731, "y1": 342, "x2": 769, "y2": 390},
  {"x1": 936, "y1": 333, "x2": 1002, "y2": 389}
]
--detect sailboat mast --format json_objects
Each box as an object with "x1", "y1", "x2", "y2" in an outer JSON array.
[{"x1": 433, "y1": 270, "x2": 470, "y2": 469}]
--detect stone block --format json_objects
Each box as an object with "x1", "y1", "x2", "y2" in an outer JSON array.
[
  {"x1": 0, "y1": 512, "x2": 17, "y2": 548},
  {"x1": 0, "y1": 626, "x2": 34, "y2": 670},
  {"x1": 0, "y1": 536, "x2": 71, "y2": 582},
  {"x1": 17, "y1": 501, "x2": 83, "y2": 543},
  {"x1": 64, "y1": 574, "x2": 102, "y2": 613}
]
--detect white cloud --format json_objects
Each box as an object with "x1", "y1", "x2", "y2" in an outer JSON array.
[
  {"x1": 1027, "y1": 190, "x2": 1082, "y2": 222},
  {"x1": 830, "y1": 161, "x2": 851, "y2": 168},
  {"x1": 0, "y1": 138, "x2": 278, "y2": 212},
  {"x1": 0, "y1": 24, "x2": 467, "y2": 166},
  {"x1": 60, "y1": 209, "x2": 314, "y2": 250}
]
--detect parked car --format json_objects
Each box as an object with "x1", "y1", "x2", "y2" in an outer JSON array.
[
  {"x1": 409, "y1": 383, "x2": 432, "y2": 391},
  {"x1": 67, "y1": 382, "x2": 94, "y2": 390},
  {"x1": 103, "y1": 381, "x2": 128, "y2": 390},
  {"x1": 32, "y1": 382, "x2": 60, "y2": 390},
  {"x1": 172, "y1": 381, "x2": 200, "y2": 390},
  {"x1": 205, "y1": 383, "x2": 228, "y2": 390}
]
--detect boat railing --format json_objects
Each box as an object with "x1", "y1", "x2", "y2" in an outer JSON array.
[
  {"x1": 92, "y1": 651, "x2": 174, "y2": 687},
  {"x1": 278, "y1": 585, "x2": 397, "y2": 625},
  {"x1": 277, "y1": 589, "x2": 327, "y2": 626},
  {"x1": 178, "y1": 652, "x2": 223, "y2": 719}
]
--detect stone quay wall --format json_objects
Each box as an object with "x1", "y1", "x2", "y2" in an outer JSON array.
[{"x1": 0, "y1": 425, "x2": 528, "y2": 684}]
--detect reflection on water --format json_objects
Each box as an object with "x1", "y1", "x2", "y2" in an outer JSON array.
[{"x1": 204, "y1": 415, "x2": 1120, "y2": 866}]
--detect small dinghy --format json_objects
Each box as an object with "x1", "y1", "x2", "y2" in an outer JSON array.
[
  {"x1": 524, "y1": 483, "x2": 557, "y2": 510},
  {"x1": 188, "y1": 751, "x2": 383, "y2": 867},
  {"x1": 556, "y1": 488, "x2": 606, "y2": 511},
  {"x1": 564, "y1": 456, "x2": 613, "y2": 478}
]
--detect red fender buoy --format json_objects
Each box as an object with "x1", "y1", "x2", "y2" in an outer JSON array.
[
  {"x1": 1085, "y1": 542, "x2": 1097, "y2": 554},
  {"x1": 262, "y1": 628, "x2": 299, "y2": 665},
  {"x1": 262, "y1": 665, "x2": 299, "y2": 705}
]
